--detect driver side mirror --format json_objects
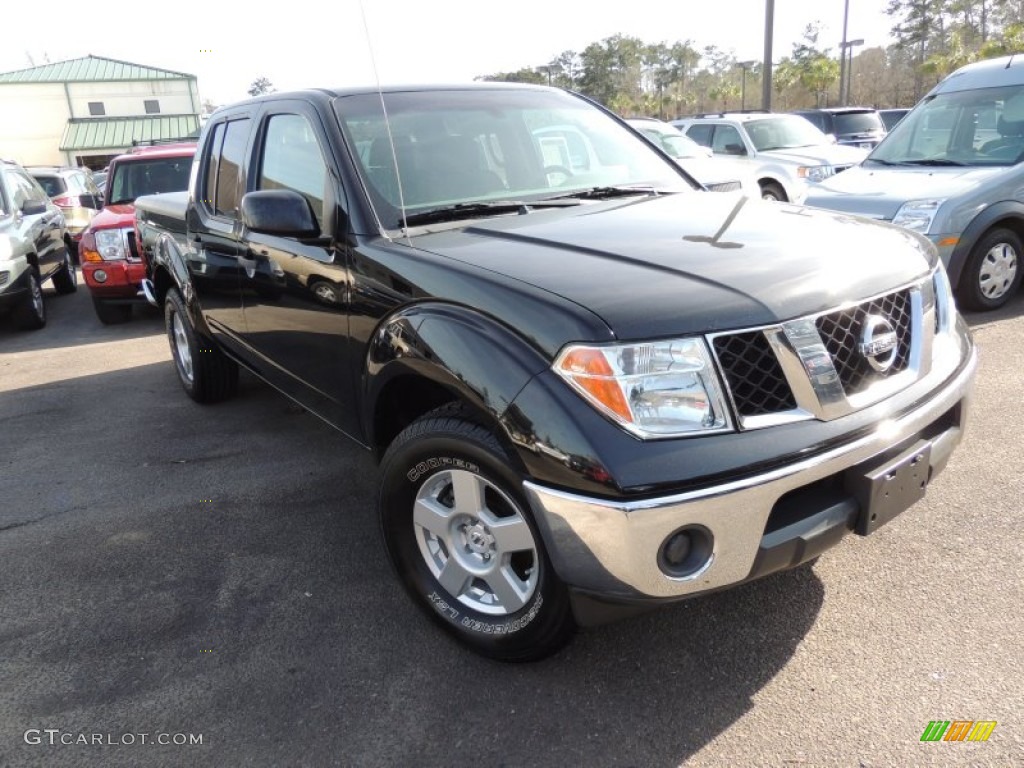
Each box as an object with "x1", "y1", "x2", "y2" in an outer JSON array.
[
  {"x1": 21, "y1": 200, "x2": 47, "y2": 216},
  {"x1": 240, "y1": 190, "x2": 320, "y2": 238}
]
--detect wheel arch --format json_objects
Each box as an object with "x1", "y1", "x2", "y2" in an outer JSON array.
[
  {"x1": 364, "y1": 303, "x2": 551, "y2": 466},
  {"x1": 947, "y1": 202, "x2": 1024, "y2": 287}
]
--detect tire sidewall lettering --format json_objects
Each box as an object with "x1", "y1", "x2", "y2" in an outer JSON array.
[{"x1": 407, "y1": 456, "x2": 479, "y2": 483}]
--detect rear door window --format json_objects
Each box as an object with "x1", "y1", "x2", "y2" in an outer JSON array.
[{"x1": 685, "y1": 124, "x2": 713, "y2": 147}]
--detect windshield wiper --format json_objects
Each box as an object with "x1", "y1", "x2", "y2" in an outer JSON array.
[
  {"x1": 543, "y1": 185, "x2": 663, "y2": 201},
  {"x1": 402, "y1": 199, "x2": 580, "y2": 227},
  {"x1": 899, "y1": 158, "x2": 967, "y2": 166}
]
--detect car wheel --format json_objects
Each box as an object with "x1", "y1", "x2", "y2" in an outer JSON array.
[
  {"x1": 92, "y1": 297, "x2": 132, "y2": 325},
  {"x1": 12, "y1": 269, "x2": 46, "y2": 330},
  {"x1": 760, "y1": 182, "x2": 786, "y2": 202},
  {"x1": 164, "y1": 288, "x2": 238, "y2": 403},
  {"x1": 379, "y1": 405, "x2": 575, "y2": 662},
  {"x1": 957, "y1": 227, "x2": 1022, "y2": 311},
  {"x1": 51, "y1": 249, "x2": 78, "y2": 295}
]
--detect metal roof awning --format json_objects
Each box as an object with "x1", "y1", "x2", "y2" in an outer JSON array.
[
  {"x1": 0, "y1": 55, "x2": 194, "y2": 84},
  {"x1": 60, "y1": 115, "x2": 200, "y2": 151}
]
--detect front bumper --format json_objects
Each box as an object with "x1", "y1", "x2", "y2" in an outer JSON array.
[
  {"x1": 82, "y1": 261, "x2": 147, "y2": 298},
  {"x1": 523, "y1": 344, "x2": 976, "y2": 615}
]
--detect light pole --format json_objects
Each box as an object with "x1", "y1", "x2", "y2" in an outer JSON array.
[
  {"x1": 840, "y1": 38, "x2": 864, "y2": 104},
  {"x1": 839, "y1": 0, "x2": 850, "y2": 105},
  {"x1": 739, "y1": 60, "x2": 757, "y2": 111},
  {"x1": 762, "y1": 0, "x2": 775, "y2": 110}
]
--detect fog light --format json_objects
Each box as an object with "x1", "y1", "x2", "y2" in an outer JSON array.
[
  {"x1": 93, "y1": 270, "x2": 108, "y2": 283},
  {"x1": 658, "y1": 525, "x2": 714, "y2": 579}
]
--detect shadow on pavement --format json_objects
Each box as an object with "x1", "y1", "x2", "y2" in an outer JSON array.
[
  {"x1": 0, "y1": 360, "x2": 823, "y2": 768},
  {"x1": 0, "y1": 281, "x2": 164, "y2": 353}
]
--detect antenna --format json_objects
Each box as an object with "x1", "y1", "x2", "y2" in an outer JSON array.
[{"x1": 359, "y1": 0, "x2": 410, "y2": 243}]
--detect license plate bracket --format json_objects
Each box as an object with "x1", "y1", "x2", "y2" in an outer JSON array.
[{"x1": 846, "y1": 439, "x2": 932, "y2": 536}]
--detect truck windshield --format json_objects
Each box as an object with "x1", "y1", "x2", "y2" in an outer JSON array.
[
  {"x1": 333, "y1": 88, "x2": 693, "y2": 230},
  {"x1": 106, "y1": 157, "x2": 192, "y2": 205},
  {"x1": 870, "y1": 84, "x2": 1024, "y2": 167}
]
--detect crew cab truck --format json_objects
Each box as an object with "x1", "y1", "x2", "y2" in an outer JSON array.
[
  {"x1": 78, "y1": 143, "x2": 195, "y2": 324},
  {"x1": 135, "y1": 85, "x2": 977, "y2": 661}
]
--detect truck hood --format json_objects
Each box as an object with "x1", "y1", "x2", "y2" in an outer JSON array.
[
  {"x1": 89, "y1": 203, "x2": 136, "y2": 231},
  {"x1": 805, "y1": 163, "x2": 1005, "y2": 219},
  {"x1": 762, "y1": 143, "x2": 868, "y2": 167},
  {"x1": 413, "y1": 192, "x2": 936, "y2": 341}
]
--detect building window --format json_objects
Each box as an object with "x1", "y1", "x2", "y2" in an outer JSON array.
[
  {"x1": 144, "y1": 99, "x2": 160, "y2": 114},
  {"x1": 88, "y1": 102, "x2": 105, "y2": 116}
]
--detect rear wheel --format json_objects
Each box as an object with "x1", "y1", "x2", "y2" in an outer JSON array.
[
  {"x1": 51, "y1": 249, "x2": 78, "y2": 295},
  {"x1": 12, "y1": 269, "x2": 46, "y2": 330},
  {"x1": 92, "y1": 297, "x2": 132, "y2": 325},
  {"x1": 760, "y1": 182, "x2": 786, "y2": 202},
  {"x1": 956, "y1": 227, "x2": 1022, "y2": 311},
  {"x1": 164, "y1": 288, "x2": 238, "y2": 403},
  {"x1": 379, "y1": 405, "x2": 575, "y2": 661}
]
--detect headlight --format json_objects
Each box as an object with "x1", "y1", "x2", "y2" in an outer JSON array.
[
  {"x1": 892, "y1": 199, "x2": 945, "y2": 234},
  {"x1": 797, "y1": 165, "x2": 832, "y2": 182},
  {"x1": 933, "y1": 262, "x2": 955, "y2": 334},
  {"x1": 553, "y1": 339, "x2": 731, "y2": 438},
  {"x1": 94, "y1": 229, "x2": 128, "y2": 261}
]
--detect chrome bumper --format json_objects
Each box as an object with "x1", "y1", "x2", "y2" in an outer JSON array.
[{"x1": 523, "y1": 346, "x2": 977, "y2": 601}]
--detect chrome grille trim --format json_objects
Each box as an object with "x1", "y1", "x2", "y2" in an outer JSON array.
[{"x1": 708, "y1": 274, "x2": 935, "y2": 430}]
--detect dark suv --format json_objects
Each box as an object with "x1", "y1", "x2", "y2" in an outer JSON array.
[{"x1": 792, "y1": 107, "x2": 887, "y2": 149}]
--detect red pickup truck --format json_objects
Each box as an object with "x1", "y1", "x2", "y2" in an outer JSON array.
[{"x1": 78, "y1": 143, "x2": 195, "y2": 323}]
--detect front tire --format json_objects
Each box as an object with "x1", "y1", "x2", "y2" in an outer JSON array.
[
  {"x1": 164, "y1": 288, "x2": 238, "y2": 403},
  {"x1": 379, "y1": 406, "x2": 575, "y2": 661},
  {"x1": 92, "y1": 297, "x2": 132, "y2": 324},
  {"x1": 760, "y1": 182, "x2": 786, "y2": 202},
  {"x1": 957, "y1": 227, "x2": 1022, "y2": 311}
]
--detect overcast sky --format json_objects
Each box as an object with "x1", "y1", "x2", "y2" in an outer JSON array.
[{"x1": 3, "y1": 0, "x2": 894, "y2": 106}]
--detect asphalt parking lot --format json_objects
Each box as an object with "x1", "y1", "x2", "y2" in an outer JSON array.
[{"x1": 1, "y1": 278, "x2": 1022, "y2": 768}]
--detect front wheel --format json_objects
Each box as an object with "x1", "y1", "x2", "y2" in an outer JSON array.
[
  {"x1": 760, "y1": 182, "x2": 786, "y2": 202},
  {"x1": 956, "y1": 227, "x2": 1022, "y2": 311},
  {"x1": 379, "y1": 406, "x2": 575, "y2": 661}
]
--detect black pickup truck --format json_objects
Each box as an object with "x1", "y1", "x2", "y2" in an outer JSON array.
[{"x1": 135, "y1": 84, "x2": 977, "y2": 661}]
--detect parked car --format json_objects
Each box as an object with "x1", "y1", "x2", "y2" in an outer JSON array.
[
  {"x1": 879, "y1": 108, "x2": 911, "y2": 131},
  {"x1": 92, "y1": 169, "x2": 109, "y2": 199},
  {"x1": 672, "y1": 112, "x2": 868, "y2": 202},
  {"x1": 791, "y1": 107, "x2": 887, "y2": 149},
  {"x1": 78, "y1": 143, "x2": 195, "y2": 324},
  {"x1": 626, "y1": 117, "x2": 760, "y2": 197},
  {"x1": 806, "y1": 54, "x2": 1024, "y2": 311},
  {"x1": 0, "y1": 159, "x2": 77, "y2": 330},
  {"x1": 25, "y1": 165, "x2": 102, "y2": 261},
  {"x1": 134, "y1": 83, "x2": 975, "y2": 661}
]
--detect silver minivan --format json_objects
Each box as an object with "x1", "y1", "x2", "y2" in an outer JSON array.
[{"x1": 806, "y1": 55, "x2": 1024, "y2": 310}]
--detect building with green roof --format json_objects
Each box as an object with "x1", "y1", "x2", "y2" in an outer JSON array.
[{"x1": 0, "y1": 55, "x2": 201, "y2": 168}]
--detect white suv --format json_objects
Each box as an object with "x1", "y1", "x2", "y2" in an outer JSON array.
[{"x1": 672, "y1": 113, "x2": 869, "y2": 203}]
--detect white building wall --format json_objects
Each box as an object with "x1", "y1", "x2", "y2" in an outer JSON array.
[
  {"x1": 0, "y1": 83, "x2": 69, "y2": 166},
  {"x1": 67, "y1": 79, "x2": 197, "y2": 117}
]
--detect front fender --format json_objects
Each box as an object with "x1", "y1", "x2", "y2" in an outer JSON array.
[
  {"x1": 946, "y1": 200, "x2": 1024, "y2": 287},
  {"x1": 363, "y1": 302, "x2": 552, "y2": 448}
]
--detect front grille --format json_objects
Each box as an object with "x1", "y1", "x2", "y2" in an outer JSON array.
[
  {"x1": 815, "y1": 289, "x2": 912, "y2": 395},
  {"x1": 713, "y1": 331, "x2": 797, "y2": 417},
  {"x1": 126, "y1": 229, "x2": 140, "y2": 261},
  {"x1": 706, "y1": 181, "x2": 741, "y2": 193}
]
